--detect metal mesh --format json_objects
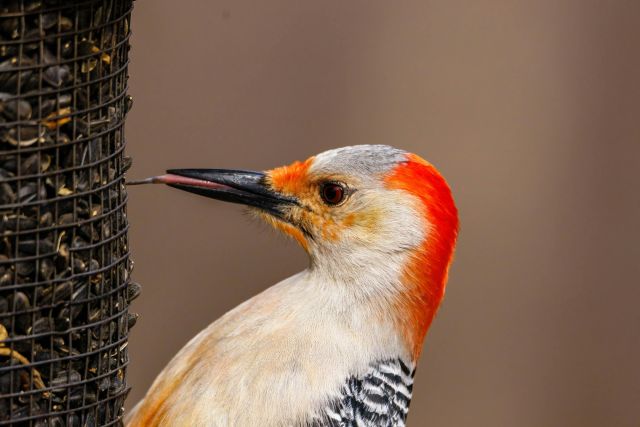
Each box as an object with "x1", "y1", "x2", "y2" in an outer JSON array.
[{"x1": 0, "y1": 1, "x2": 135, "y2": 425}]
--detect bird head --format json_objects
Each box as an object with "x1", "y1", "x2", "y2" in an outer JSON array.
[{"x1": 132, "y1": 145, "x2": 458, "y2": 356}]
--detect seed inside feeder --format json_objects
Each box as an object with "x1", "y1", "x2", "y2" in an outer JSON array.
[{"x1": 0, "y1": 0, "x2": 137, "y2": 424}]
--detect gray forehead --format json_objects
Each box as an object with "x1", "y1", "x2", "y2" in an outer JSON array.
[{"x1": 310, "y1": 145, "x2": 407, "y2": 178}]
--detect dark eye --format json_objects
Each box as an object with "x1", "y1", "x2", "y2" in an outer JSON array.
[{"x1": 320, "y1": 182, "x2": 346, "y2": 205}]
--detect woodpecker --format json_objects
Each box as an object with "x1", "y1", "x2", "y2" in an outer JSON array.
[{"x1": 126, "y1": 145, "x2": 458, "y2": 427}]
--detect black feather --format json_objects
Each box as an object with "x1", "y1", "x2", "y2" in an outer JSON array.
[{"x1": 307, "y1": 358, "x2": 415, "y2": 427}]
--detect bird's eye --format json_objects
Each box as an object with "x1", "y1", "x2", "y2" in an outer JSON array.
[{"x1": 320, "y1": 182, "x2": 346, "y2": 205}]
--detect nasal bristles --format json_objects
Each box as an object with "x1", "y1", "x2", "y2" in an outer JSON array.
[{"x1": 265, "y1": 157, "x2": 314, "y2": 196}]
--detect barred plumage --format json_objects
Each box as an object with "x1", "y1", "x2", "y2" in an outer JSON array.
[{"x1": 313, "y1": 358, "x2": 415, "y2": 427}]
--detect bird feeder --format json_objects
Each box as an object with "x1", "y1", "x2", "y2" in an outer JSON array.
[{"x1": 0, "y1": 0, "x2": 137, "y2": 425}]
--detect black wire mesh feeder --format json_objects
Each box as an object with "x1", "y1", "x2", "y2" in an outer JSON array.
[{"x1": 0, "y1": 1, "x2": 139, "y2": 425}]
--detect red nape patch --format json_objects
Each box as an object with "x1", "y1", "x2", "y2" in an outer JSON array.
[{"x1": 385, "y1": 153, "x2": 459, "y2": 359}]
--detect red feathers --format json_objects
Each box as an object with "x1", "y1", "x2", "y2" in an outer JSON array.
[{"x1": 386, "y1": 154, "x2": 459, "y2": 358}]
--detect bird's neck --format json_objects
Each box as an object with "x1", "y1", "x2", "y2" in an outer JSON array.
[
  {"x1": 307, "y1": 248, "x2": 408, "y2": 298},
  {"x1": 394, "y1": 246, "x2": 450, "y2": 359},
  {"x1": 305, "y1": 245, "x2": 447, "y2": 359}
]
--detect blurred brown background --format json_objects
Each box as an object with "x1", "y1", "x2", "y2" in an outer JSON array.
[{"x1": 124, "y1": 1, "x2": 640, "y2": 426}]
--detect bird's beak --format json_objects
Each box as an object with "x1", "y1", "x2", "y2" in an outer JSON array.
[{"x1": 128, "y1": 169, "x2": 297, "y2": 218}]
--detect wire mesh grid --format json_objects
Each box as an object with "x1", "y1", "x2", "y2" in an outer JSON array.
[{"x1": 0, "y1": 1, "x2": 136, "y2": 425}]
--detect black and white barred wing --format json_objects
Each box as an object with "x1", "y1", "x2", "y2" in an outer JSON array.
[{"x1": 316, "y1": 359, "x2": 415, "y2": 427}]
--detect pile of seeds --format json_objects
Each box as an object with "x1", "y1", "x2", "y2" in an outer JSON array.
[{"x1": 0, "y1": 1, "x2": 136, "y2": 425}]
